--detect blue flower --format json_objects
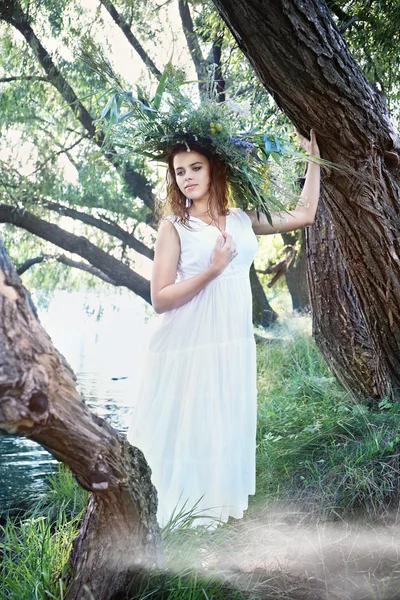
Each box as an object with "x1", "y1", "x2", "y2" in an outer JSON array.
[{"x1": 228, "y1": 137, "x2": 255, "y2": 150}]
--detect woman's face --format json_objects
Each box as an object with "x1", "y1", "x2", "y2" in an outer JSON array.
[{"x1": 172, "y1": 150, "x2": 211, "y2": 204}]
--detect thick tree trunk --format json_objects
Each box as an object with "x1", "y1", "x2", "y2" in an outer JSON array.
[
  {"x1": 212, "y1": 0, "x2": 400, "y2": 400},
  {"x1": 306, "y1": 200, "x2": 392, "y2": 399},
  {"x1": 0, "y1": 239, "x2": 162, "y2": 599},
  {"x1": 250, "y1": 264, "x2": 278, "y2": 327},
  {"x1": 281, "y1": 231, "x2": 310, "y2": 311}
]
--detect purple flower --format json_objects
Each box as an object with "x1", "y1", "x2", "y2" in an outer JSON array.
[{"x1": 228, "y1": 137, "x2": 255, "y2": 150}]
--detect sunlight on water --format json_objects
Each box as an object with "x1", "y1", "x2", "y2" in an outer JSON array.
[{"x1": 0, "y1": 290, "x2": 161, "y2": 511}]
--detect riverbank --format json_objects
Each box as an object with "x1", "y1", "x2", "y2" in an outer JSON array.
[{"x1": 2, "y1": 321, "x2": 400, "y2": 599}]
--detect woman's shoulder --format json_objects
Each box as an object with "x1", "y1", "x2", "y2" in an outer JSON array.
[
  {"x1": 161, "y1": 215, "x2": 184, "y2": 230},
  {"x1": 163, "y1": 214, "x2": 179, "y2": 223}
]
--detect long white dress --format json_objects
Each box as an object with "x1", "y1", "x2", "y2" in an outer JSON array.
[{"x1": 127, "y1": 207, "x2": 258, "y2": 527}]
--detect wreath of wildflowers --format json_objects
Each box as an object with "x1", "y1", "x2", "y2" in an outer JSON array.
[{"x1": 97, "y1": 69, "x2": 309, "y2": 222}]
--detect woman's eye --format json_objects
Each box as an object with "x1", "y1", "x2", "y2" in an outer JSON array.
[
  {"x1": 193, "y1": 167, "x2": 201, "y2": 171},
  {"x1": 177, "y1": 172, "x2": 183, "y2": 176}
]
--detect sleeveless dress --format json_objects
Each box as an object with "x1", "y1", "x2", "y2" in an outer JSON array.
[{"x1": 127, "y1": 207, "x2": 258, "y2": 527}]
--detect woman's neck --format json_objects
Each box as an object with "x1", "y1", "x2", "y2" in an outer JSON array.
[{"x1": 190, "y1": 199, "x2": 219, "y2": 218}]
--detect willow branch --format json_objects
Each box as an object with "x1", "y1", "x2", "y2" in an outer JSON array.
[
  {"x1": 0, "y1": 203, "x2": 151, "y2": 303},
  {"x1": 100, "y1": 0, "x2": 162, "y2": 80}
]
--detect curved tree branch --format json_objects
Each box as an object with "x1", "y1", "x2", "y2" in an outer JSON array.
[
  {"x1": 0, "y1": 75, "x2": 49, "y2": 83},
  {"x1": 17, "y1": 255, "x2": 45, "y2": 275},
  {"x1": 17, "y1": 253, "x2": 117, "y2": 285},
  {"x1": 57, "y1": 254, "x2": 117, "y2": 285},
  {"x1": 41, "y1": 200, "x2": 155, "y2": 260},
  {"x1": 0, "y1": 204, "x2": 151, "y2": 303}
]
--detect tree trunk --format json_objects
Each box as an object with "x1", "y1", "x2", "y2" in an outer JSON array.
[
  {"x1": 0, "y1": 238, "x2": 162, "y2": 599},
  {"x1": 306, "y1": 200, "x2": 392, "y2": 400},
  {"x1": 212, "y1": 0, "x2": 400, "y2": 401},
  {"x1": 250, "y1": 264, "x2": 277, "y2": 327},
  {"x1": 281, "y1": 232, "x2": 310, "y2": 311}
]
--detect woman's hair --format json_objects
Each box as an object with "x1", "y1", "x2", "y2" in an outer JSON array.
[{"x1": 160, "y1": 143, "x2": 232, "y2": 224}]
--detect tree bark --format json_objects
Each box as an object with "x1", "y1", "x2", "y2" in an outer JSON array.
[
  {"x1": 42, "y1": 199, "x2": 154, "y2": 261},
  {"x1": 250, "y1": 264, "x2": 277, "y2": 327},
  {"x1": 0, "y1": 238, "x2": 162, "y2": 600},
  {"x1": 306, "y1": 200, "x2": 392, "y2": 399},
  {"x1": 212, "y1": 0, "x2": 400, "y2": 400}
]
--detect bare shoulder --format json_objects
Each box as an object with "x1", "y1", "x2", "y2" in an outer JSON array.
[
  {"x1": 155, "y1": 217, "x2": 180, "y2": 248},
  {"x1": 158, "y1": 217, "x2": 179, "y2": 236}
]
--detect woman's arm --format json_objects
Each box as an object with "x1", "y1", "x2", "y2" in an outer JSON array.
[
  {"x1": 246, "y1": 129, "x2": 321, "y2": 235},
  {"x1": 151, "y1": 220, "x2": 237, "y2": 314}
]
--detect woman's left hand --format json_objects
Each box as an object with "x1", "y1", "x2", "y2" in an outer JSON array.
[{"x1": 296, "y1": 128, "x2": 320, "y2": 158}]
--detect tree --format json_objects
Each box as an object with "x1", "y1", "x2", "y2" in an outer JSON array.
[
  {"x1": 211, "y1": 0, "x2": 400, "y2": 401},
  {"x1": 256, "y1": 231, "x2": 310, "y2": 312},
  {"x1": 0, "y1": 238, "x2": 162, "y2": 599}
]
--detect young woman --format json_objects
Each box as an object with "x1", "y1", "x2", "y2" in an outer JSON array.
[{"x1": 127, "y1": 130, "x2": 320, "y2": 527}]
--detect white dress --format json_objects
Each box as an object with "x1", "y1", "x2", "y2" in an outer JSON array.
[{"x1": 127, "y1": 207, "x2": 258, "y2": 527}]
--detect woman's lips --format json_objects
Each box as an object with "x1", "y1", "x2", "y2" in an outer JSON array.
[{"x1": 185, "y1": 184, "x2": 197, "y2": 190}]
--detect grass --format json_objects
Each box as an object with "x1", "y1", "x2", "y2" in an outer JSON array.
[
  {"x1": 0, "y1": 465, "x2": 87, "y2": 600},
  {"x1": 254, "y1": 321, "x2": 400, "y2": 520},
  {"x1": 3, "y1": 317, "x2": 400, "y2": 599}
]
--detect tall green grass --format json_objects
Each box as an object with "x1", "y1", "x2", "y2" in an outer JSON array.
[
  {"x1": 0, "y1": 465, "x2": 87, "y2": 599},
  {"x1": 3, "y1": 322, "x2": 400, "y2": 599},
  {"x1": 255, "y1": 328, "x2": 400, "y2": 520}
]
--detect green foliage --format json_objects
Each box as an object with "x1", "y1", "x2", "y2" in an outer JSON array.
[
  {"x1": 0, "y1": 464, "x2": 86, "y2": 600},
  {"x1": 328, "y1": 0, "x2": 400, "y2": 120},
  {"x1": 255, "y1": 325, "x2": 400, "y2": 519}
]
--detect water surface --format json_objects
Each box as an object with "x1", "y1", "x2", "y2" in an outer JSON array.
[{"x1": 0, "y1": 290, "x2": 156, "y2": 512}]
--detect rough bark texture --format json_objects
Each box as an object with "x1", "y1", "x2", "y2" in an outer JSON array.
[
  {"x1": 306, "y1": 201, "x2": 392, "y2": 399},
  {"x1": 212, "y1": 0, "x2": 400, "y2": 400},
  {"x1": 0, "y1": 239, "x2": 162, "y2": 599},
  {"x1": 250, "y1": 264, "x2": 278, "y2": 327}
]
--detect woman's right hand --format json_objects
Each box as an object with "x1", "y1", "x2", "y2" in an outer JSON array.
[{"x1": 210, "y1": 232, "x2": 238, "y2": 275}]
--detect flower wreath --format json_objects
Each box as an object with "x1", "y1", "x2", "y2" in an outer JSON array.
[{"x1": 97, "y1": 74, "x2": 308, "y2": 222}]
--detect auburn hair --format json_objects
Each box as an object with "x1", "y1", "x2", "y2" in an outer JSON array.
[{"x1": 160, "y1": 144, "x2": 233, "y2": 225}]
